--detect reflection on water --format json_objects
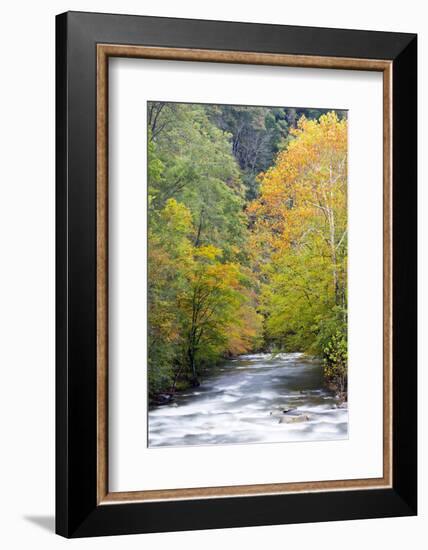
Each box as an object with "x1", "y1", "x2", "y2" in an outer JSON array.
[{"x1": 148, "y1": 353, "x2": 348, "y2": 448}]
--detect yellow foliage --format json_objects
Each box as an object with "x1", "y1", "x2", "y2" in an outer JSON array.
[{"x1": 250, "y1": 112, "x2": 347, "y2": 258}]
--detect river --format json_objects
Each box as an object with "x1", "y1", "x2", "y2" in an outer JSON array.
[{"x1": 148, "y1": 352, "x2": 348, "y2": 447}]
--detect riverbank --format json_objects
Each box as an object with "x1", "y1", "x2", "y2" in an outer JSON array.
[{"x1": 149, "y1": 351, "x2": 348, "y2": 407}]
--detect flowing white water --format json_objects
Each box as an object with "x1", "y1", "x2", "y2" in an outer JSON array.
[{"x1": 148, "y1": 353, "x2": 348, "y2": 447}]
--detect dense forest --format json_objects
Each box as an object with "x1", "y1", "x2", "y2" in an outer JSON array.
[{"x1": 147, "y1": 102, "x2": 348, "y2": 401}]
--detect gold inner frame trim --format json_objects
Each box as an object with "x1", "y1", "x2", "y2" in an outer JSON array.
[{"x1": 96, "y1": 44, "x2": 393, "y2": 505}]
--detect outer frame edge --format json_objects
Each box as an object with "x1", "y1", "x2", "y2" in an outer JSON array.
[
  {"x1": 56, "y1": 11, "x2": 418, "y2": 538},
  {"x1": 55, "y1": 11, "x2": 70, "y2": 539},
  {"x1": 391, "y1": 34, "x2": 418, "y2": 516},
  {"x1": 69, "y1": 489, "x2": 415, "y2": 538}
]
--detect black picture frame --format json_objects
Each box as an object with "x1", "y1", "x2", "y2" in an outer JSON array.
[{"x1": 56, "y1": 11, "x2": 417, "y2": 538}]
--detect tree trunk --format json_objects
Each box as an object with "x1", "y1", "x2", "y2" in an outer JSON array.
[
  {"x1": 187, "y1": 324, "x2": 200, "y2": 387},
  {"x1": 327, "y1": 206, "x2": 340, "y2": 305}
]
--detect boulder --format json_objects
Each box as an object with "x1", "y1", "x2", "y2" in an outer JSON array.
[{"x1": 279, "y1": 414, "x2": 310, "y2": 424}]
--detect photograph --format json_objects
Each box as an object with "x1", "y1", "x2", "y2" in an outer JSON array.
[{"x1": 147, "y1": 101, "x2": 349, "y2": 447}]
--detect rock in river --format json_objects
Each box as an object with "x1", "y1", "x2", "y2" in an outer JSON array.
[{"x1": 278, "y1": 414, "x2": 310, "y2": 424}]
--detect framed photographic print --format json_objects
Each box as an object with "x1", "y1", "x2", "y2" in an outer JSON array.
[{"x1": 56, "y1": 11, "x2": 417, "y2": 538}]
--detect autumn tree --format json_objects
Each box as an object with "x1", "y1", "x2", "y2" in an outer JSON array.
[
  {"x1": 249, "y1": 112, "x2": 348, "y2": 388},
  {"x1": 147, "y1": 199, "x2": 194, "y2": 394},
  {"x1": 147, "y1": 102, "x2": 262, "y2": 396},
  {"x1": 179, "y1": 245, "x2": 261, "y2": 386}
]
